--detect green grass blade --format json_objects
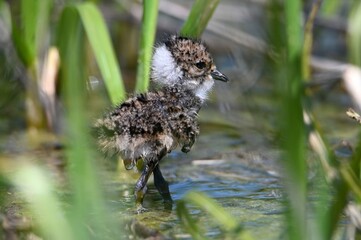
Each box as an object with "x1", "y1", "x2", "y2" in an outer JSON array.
[
  {"x1": 18, "y1": 0, "x2": 39, "y2": 67},
  {"x1": 10, "y1": 0, "x2": 51, "y2": 132},
  {"x1": 180, "y1": 0, "x2": 220, "y2": 38},
  {"x1": 13, "y1": 0, "x2": 52, "y2": 67},
  {"x1": 177, "y1": 191, "x2": 253, "y2": 240},
  {"x1": 135, "y1": 0, "x2": 159, "y2": 93},
  {"x1": 349, "y1": 2, "x2": 361, "y2": 66},
  {"x1": 321, "y1": 0, "x2": 342, "y2": 16},
  {"x1": 21, "y1": 0, "x2": 37, "y2": 60},
  {"x1": 317, "y1": 130, "x2": 361, "y2": 239},
  {"x1": 269, "y1": 0, "x2": 307, "y2": 239},
  {"x1": 286, "y1": 1, "x2": 303, "y2": 63},
  {"x1": 340, "y1": 163, "x2": 361, "y2": 201},
  {"x1": 77, "y1": 2, "x2": 126, "y2": 104},
  {"x1": 57, "y1": 7, "x2": 89, "y2": 239},
  {"x1": 57, "y1": 5, "x2": 119, "y2": 239},
  {"x1": 302, "y1": 0, "x2": 322, "y2": 81},
  {"x1": 176, "y1": 200, "x2": 205, "y2": 240},
  {"x1": 304, "y1": 111, "x2": 342, "y2": 240},
  {"x1": 10, "y1": 164, "x2": 75, "y2": 240}
]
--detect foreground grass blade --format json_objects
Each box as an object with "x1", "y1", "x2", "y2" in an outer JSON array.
[
  {"x1": 284, "y1": 1, "x2": 307, "y2": 238},
  {"x1": 58, "y1": 5, "x2": 119, "y2": 239},
  {"x1": 135, "y1": 0, "x2": 159, "y2": 93},
  {"x1": 58, "y1": 7, "x2": 91, "y2": 239},
  {"x1": 177, "y1": 201, "x2": 204, "y2": 240},
  {"x1": 77, "y1": 2, "x2": 126, "y2": 104},
  {"x1": 268, "y1": 0, "x2": 307, "y2": 239},
  {"x1": 180, "y1": 0, "x2": 220, "y2": 38},
  {"x1": 11, "y1": 164, "x2": 74, "y2": 240},
  {"x1": 177, "y1": 191, "x2": 253, "y2": 240}
]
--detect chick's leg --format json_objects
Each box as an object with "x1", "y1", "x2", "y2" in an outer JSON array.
[
  {"x1": 153, "y1": 164, "x2": 172, "y2": 203},
  {"x1": 134, "y1": 162, "x2": 155, "y2": 213}
]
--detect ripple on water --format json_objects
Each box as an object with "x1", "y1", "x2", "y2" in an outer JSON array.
[{"x1": 109, "y1": 151, "x2": 284, "y2": 239}]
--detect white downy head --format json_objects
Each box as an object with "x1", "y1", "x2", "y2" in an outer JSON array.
[{"x1": 151, "y1": 36, "x2": 228, "y2": 102}]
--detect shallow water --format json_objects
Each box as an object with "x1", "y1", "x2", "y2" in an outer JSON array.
[
  {"x1": 0, "y1": 60, "x2": 357, "y2": 239},
  {"x1": 97, "y1": 84, "x2": 357, "y2": 239},
  {"x1": 0, "y1": 83, "x2": 356, "y2": 239},
  {"x1": 100, "y1": 117, "x2": 284, "y2": 239}
]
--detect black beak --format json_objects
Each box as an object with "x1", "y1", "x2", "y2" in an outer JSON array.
[{"x1": 211, "y1": 69, "x2": 229, "y2": 82}]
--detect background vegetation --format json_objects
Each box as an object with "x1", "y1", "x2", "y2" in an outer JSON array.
[{"x1": 0, "y1": 0, "x2": 361, "y2": 239}]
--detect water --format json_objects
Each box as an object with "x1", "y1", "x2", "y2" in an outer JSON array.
[
  {"x1": 0, "y1": 82, "x2": 356, "y2": 239},
  {"x1": 96, "y1": 83, "x2": 357, "y2": 239},
  {"x1": 100, "y1": 115, "x2": 285, "y2": 239}
]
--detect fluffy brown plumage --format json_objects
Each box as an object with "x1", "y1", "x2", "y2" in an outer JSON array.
[
  {"x1": 95, "y1": 35, "x2": 228, "y2": 212},
  {"x1": 96, "y1": 86, "x2": 201, "y2": 167}
]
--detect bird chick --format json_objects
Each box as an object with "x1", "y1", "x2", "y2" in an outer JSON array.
[{"x1": 95, "y1": 35, "x2": 228, "y2": 212}]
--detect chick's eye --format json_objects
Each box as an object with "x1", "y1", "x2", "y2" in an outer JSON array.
[{"x1": 195, "y1": 61, "x2": 206, "y2": 69}]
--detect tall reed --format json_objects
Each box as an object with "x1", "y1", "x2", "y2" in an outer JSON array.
[
  {"x1": 135, "y1": 0, "x2": 159, "y2": 93},
  {"x1": 2, "y1": 1, "x2": 123, "y2": 239}
]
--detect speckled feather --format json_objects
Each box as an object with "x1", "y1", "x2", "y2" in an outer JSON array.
[
  {"x1": 164, "y1": 36, "x2": 212, "y2": 79},
  {"x1": 95, "y1": 85, "x2": 201, "y2": 167}
]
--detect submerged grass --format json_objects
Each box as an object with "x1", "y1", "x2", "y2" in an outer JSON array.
[{"x1": 177, "y1": 192, "x2": 253, "y2": 240}]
